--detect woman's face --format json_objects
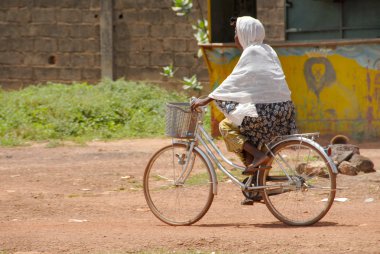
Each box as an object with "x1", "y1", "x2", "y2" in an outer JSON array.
[{"x1": 234, "y1": 27, "x2": 242, "y2": 50}]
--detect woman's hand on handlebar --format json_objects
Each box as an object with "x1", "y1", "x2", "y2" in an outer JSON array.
[{"x1": 190, "y1": 97, "x2": 213, "y2": 111}]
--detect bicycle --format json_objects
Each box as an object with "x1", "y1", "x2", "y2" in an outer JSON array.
[{"x1": 143, "y1": 102, "x2": 338, "y2": 226}]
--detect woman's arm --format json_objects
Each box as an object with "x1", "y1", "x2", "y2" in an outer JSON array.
[{"x1": 190, "y1": 97, "x2": 214, "y2": 111}]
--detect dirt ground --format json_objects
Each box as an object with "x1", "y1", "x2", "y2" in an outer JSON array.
[{"x1": 0, "y1": 138, "x2": 379, "y2": 254}]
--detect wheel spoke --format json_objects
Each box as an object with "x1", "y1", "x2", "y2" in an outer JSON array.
[
  {"x1": 143, "y1": 143, "x2": 214, "y2": 225},
  {"x1": 261, "y1": 140, "x2": 336, "y2": 226}
]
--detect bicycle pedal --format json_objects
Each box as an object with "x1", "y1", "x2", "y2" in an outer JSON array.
[{"x1": 241, "y1": 198, "x2": 254, "y2": 206}]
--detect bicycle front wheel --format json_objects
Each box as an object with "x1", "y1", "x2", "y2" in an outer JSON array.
[
  {"x1": 260, "y1": 140, "x2": 336, "y2": 226},
  {"x1": 143, "y1": 143, "x2": 214, "y2": 226}
]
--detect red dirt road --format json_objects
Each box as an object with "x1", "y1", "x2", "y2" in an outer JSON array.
[{"x1": 0, "y1": 139, "x2": 379, "y2": 253}]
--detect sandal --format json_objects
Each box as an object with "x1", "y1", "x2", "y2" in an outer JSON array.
[
  {"x1": 250, "y1": 155, "x2": 270, "y2": 168},
  {"x1": 242, "y1": 165, "x2": 271, "y2": 175}
]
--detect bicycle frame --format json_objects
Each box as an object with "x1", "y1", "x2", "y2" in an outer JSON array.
[{"x1": 174, "y1": 110, "x2": 338, "y2": 196}]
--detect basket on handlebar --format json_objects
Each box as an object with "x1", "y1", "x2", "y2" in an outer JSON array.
[{"x1": 165, "y1": 102, "x2": 199, "y2": 138}]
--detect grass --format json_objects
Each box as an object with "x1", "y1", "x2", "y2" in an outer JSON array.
[{"x1": 0, "y1": 79, "x2": 210, "y2": 146}]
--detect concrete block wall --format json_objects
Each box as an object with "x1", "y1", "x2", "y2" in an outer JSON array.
[
  {"x1": 256, "y1": 0, "x2": 285, "y2": 42},
  {"x1": 0, "y1": 0, "x2": 101, "y2": 89},
  {"x1": 0, "y1": 0, "x2": 284, "y2": 90},
  {"x1": 0, "y1": 0, "x2": 209, "y2": 90},
  {"x1": 113, "y1": 0, "x2": 209, "y2": 91}
]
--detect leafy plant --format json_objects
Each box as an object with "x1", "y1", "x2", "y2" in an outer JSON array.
[
  {"x1": 160, "y1": 64, "x2": 176, "y2": 78},
  {"x1": 0, "y1": 79, "x2": 188, "y2": 146},
  {"x1": 192, "y1": 19, "x2": 209, "y2": 57},
  {"x1": 164, "y1": 0, "x2": 208, "y2": 94},
  {"x1": 182, "y1": 75, "x2": 203, "y2": 92},
  {"x1": 160, "y1": 65, "x2": 203, "y2": 95},
  {"x1": 171, "y1": 0, "x2": 193, "y2": 16},
  {"x1": 192, "y1": 19, "x2": 209, "y2": 44}
]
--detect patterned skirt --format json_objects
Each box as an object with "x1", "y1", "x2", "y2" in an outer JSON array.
[{"x1": 215, "y1": 100, "x2": 298, "y2": 149}]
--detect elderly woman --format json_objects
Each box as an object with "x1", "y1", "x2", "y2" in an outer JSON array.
[{"x1": 191, "y1": 16, "x2": 297, "y2": 175}]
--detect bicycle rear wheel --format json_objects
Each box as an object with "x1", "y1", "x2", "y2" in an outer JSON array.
[
  {"x1": 143, "y1": 143, "x2": 214, "y2": 226},
  {"x1": 260, "y1": 139, "x2": 336, "y2": 226}
]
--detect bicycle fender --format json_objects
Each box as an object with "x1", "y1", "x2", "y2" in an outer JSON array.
[
  {"x1": 173, "y1": 141, "x2": 218, "y2": 195},
  {"x1": 269, "y1": 137, "x2": 339, "y2": 174}
]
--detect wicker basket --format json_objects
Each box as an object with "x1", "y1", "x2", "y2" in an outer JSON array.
[{"x1": 165, "y1": 102, "x2": 199, "y2": 138}]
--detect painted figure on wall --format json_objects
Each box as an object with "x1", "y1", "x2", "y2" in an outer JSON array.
[
  {"x1": 302, "y1": 55, "x2": 360, "y2": 133},
  {"x1": 304, "y1": 57, "x2": 336, "y2": 99}
]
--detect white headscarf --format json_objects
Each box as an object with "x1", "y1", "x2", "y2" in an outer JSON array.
[
  {"x1": 236, "y1": 16, "x2": 265, "y2": 49},
  {"x1": 209, "y1": 16, "x2": 291, "y2": 126}
]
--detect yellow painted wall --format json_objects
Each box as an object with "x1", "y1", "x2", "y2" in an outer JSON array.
[{"x1": 200, "y1": 43, "x2": 380, "y2": 139}]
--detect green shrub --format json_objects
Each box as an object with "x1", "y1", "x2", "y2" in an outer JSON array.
[{"x1": 0, "y1": 79, "x2": 204, "y2": 146}]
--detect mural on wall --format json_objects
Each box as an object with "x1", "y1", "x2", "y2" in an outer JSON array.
[
  {"x1": 200, "y1": 43, "x2": 380, "y2": 139},
  {"x1": 303, "y1": 57, "x2": 336, "y2": 99},
  {"x1": 277, "y1": 44, "x2": 380, "y2": 139}
]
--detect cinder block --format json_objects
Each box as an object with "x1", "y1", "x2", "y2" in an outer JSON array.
[
  {"x1": 163, "y1": 38, "x2": 187, "y2": 52},
  {"x1": 71, "y1": 54, "x2": 94, "y2": 67},
  {"x1": 115, "y1": 38, "x2": 141, "y2": 51},
  {"x1": 187, "y1": 40, "x2": 200, "y2": 52},
  {"x1": 82, "y1": 10, "x2": 100, "y2": 23},
  {"x1": 120, "y1": 66, "x2": 161, "y2": 81},
  {"x1": 6, "y1": 8, "x2": 31, "y2": 23},
  {"x1": 55, "y1": 54, "x2": 72, "y2": 67},
  {"x1": 174, "y1": 23, "x2": 193, "y2": 38},
  {"x1": 257, "y1": 0, "x2": 284, "y2": 9},
  {"x1": 0, "y1": 67, "x2": 11, "y2": 78},
  {"x1": 150, "y1": 24, "x2": 174, "y2": 38},
  {"x1": 114, "y1": 25, "x2": 131, "y2": 40},
  {"x1": 128, "y1": 52, "x2": 150, "y2": 66},
  {"x1": 265, "y1": 24, "x2": 285, "y2": 41},
  {"x1": 34, "y1": 38, "x2": 58, "y2": 52},
  {"x1": 57, "y1": 9, "x2": 82, "y2": 23},
  {"x1": 58, "y1": 39, "x2": 83, "y2": 52},
  {"x1": 127, "y1": 23, "x2": 150, "y2": 37},
  {"x1": 12, "y1": 39, "x2": 34, "y2": 51},
  {"x1": 60, "y1": 0, "x2": 91, "y2": 9},
  {"x1": 94, "y1": 54, "x2": 100, "y2": 66},
  {"x1": 59, "y1": 68, "x2": 82, "y2": 81},
  {"x1": 82, "y1": 68, "x2": 101, "y2": 80},
  {"x1": 70, "y1": 25, "x2": 98, "y2": 38},
  {"x1": 161, "y1": 9, "x2": 177, "y2": 24},
  {"x1": 114, "y1": 55, "x2": 127, "y2": 67},
  {"x1": 24, "y1": 53, "x2": 50, "y2": 66},
  {"x1": 172, "y1": 66, "x2": 190, "y2": 79},
  {"x1": 33, "y1": 67, "x2": 59, "y2": 80},
  {"x1": 32, "y1": 8, "x2": 56, "y2": 23},
  {"x1": 150, "y1": 52, "x2": 173, "y2": 67},
  {"x1": 272, "y1": 8, "x2": 285, "y2": 24},
  {"x1": 0, "y1": 10, "x2": 6, "y2": 22},
  {"x1": 114, "y1": 10, "x2": 139, "y2": 24},
  {"x1": 33, "y1": 0, "x2": 57, "y2": 8},
  {"x1": 90, "y1": 0, "x2": 100, "y2": 10},
  {"x1": 0, "y1": 79, "x2": 24, "y2": 90},
  {"x1": 83, "y1": 39, "x2": 100, "y2": 53},
  {"x1": 146, "y1": 0, "x2": 170, "y2": 9},
  {"x1": 0, "y1": 24, "x2": 26, "y2": 38},
  {"x1": 29, "y1": 24, "x2": 70, "y2": 37},
  {"x1": 149, "y1": 39, "x2": 163, "y2": 52},
  {"x1": 9, "y1": 67, "x2": 33, "y2": 79},
  {"x1": 0, "y1": 52, "x2": 24, "y2": 65},
  {"x1": 114, "y1": 0, "x2": 131, "y2": 10},
  {"x1": 174, "y1": 52, "x2": 197, "y2": 68},
  {"x1": 139, "y1": 10, "x2": 162, "y2": 24},
  {"x1": 0, "y1": 39, "x2": 10, "y2": 51},
  {"x1": 0, "y1": 0, "x2": 32, "y2": 8}
]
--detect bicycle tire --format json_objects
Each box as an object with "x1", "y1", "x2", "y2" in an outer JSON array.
[
  {"x1": 259, "y1": 139, "x2": 336, "y2": 226},
  {"x1": 143, "y1": 143, "x2": 214, "y2": 226}
]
